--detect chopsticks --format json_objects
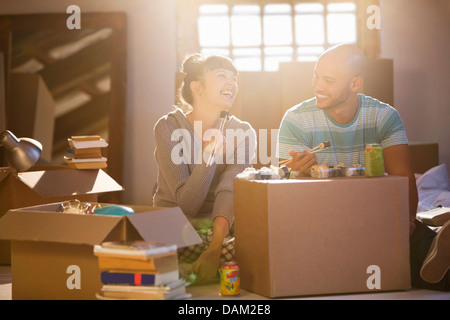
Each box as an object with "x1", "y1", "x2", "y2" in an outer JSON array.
[
  {"x1": 279, "y1": 141, "x2": 330, "y2": 166},
  {"x1": 278, "y1": 158, "x2": 291, "y2": 166},
  {"x1": 206, "y1": 110, "x2": 229, "y2": 166},
  {"x1": 310, "y1": 141, "x2": 331, "y2": 154}
]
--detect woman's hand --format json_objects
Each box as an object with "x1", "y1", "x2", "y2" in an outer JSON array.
[
  {"x1": 192, "y1": 245, "x2": 222, "y2": 283},
  {"x1": 192, "y1": 216, "x2": 229, "y2": 283},
  {"x1": 203, "y1": 129, "x2": 226, "y2": 164}
]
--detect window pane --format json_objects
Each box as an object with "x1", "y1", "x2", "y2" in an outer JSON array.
[
  {"x1": 295, "y1": 14, "x2": 324, "y2": 45},
  {"x1": 234, "y1": 58, "x2": 261, "y2": 71},
  {"x1": 234, "y1": 48, "x2": 261, "y2": 56},
  {"x1": 264, "y1": 15, "x2": 292, "y2": 45},
  {"x1": 200, "y1": 48, "x2": 230, "y2": 57},
  {"x1": 232, "y1": 5, "x2": 260, "y2": 15},
  {"x1": 265, "y1": 4, "x2": 291, "y2": 14},
  {"x1": 198, "y1": 16, "x2": 230, "y2": 47},
  {"x1": 265, "y1": 47, "x2": 293, "y2": 55},
  {"x1": 295, "y1": 3, "x2": 324, "y2": 13},
  {"x1": 265, "y1": 56, "x2": 292, "y2": 71},
  {"x1": 297, "y1": 46, "x2": 324, "y2": 55},
  {"x1": 327, "y1": 13, "x2": 356, "y2": 44},
  {"x1": 231, "y1": 16, "x2": 261, "y2": 46},
  {"x1": 199, "y1": 4, "x2": 228, "y2": 15},
  {"x1": 327, "y1": 2, "x2": 356, "y2": 12},
  {"x1": 233, "y1": 48, "x2": 261, "y2": 71},
  {"x1": 297, "y1": 46, "x2": 324, "y2": 61},
  {"x1": 231, "y1": 5, "x2": 261, "y2": 47},
  {"x1": 297, "y1": 55, "x2": 319, "y2": 62}
]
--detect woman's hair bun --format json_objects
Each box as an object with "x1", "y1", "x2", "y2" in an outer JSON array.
[{"x1": 181, "y1": 53, "x2": 202, "y2": 75}]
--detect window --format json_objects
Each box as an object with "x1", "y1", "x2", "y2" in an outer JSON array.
[{"x1": 196, "y1": 1, "x2": 359, "y2": 71}]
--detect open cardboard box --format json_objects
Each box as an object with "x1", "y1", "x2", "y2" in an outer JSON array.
[
  {"x1": 234, "y1": 175, "x2": 411, "y2": 298},
  {"x1": 0, "y1": 202, "x2": 202, "y2": 300},
  {"x1": 0, "y1": 165, "x2": 123, "y2": 264}
]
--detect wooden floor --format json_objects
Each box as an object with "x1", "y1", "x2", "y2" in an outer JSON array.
[{"x1": 1, "y1": 265, "x2": 449, "y2": 300}]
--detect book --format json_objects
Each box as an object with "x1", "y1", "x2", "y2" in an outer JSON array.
[
  {"x1": 64, "y1": 156, "x2": 107, "y2": 163},
  {"x1": 100, "y1": 240, "x2": 170, "y2": 251},
  {"x1": 94, "y1": 241, "x2": 179, "y2": 273},
  {"x1": 100, "y1": 270, "x2": 179, "y2": 286},
  {"x1": 64, "y1": 135, "x2": 108, "y2": 170},
  {"x1": 98, "y1": 279, "x2": 187, "y2": 300},
  {"x1": 66, "y1": 147, "x2": 103, "y2": 159},
  {"x1": 417, "y1": 207, "x2": 450, "y2": 226},
  {"x1": 94, "y1": 241, "x2": 178, "y2": 259},
  {"x1": 68, "y1": 137, "x2": 108, "y2": 149},
  {"x1": 96, "y1": 255, "x2": 179, "y2": 273},
  {"x1": 94, "y1": 240, "x2": 185, "y2": 300},
  {"x1": 65, "y1": 161, "x2": 108, "y2": 169},
  {"x1": 71, "y1": 135, "x2": 102, "y2": 141}
]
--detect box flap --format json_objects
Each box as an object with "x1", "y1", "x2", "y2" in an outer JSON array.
[
  {"x1": 0, "y1": 203, "x2": 203, "y2": 248},
  {"x1": 0, "y1": 167, "x2": 10, "y2": 184},
  {"x1": 17, "y1": 168, "x2": 123, "y2": 198},
  {"x1": 127, "y1": 207, "x2": 202, "y2": 249},
  {"x1": 0, "y1": 206, "x2": 122, "y2": 245}
]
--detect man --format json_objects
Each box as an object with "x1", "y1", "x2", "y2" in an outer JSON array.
[{"x1": 277, "y1": 43, "x2": 449, "y2": 290}]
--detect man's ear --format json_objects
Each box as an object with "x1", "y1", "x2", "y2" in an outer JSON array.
[{"x1": 350, "y1": 76, "x2": 363, "y2": 93}]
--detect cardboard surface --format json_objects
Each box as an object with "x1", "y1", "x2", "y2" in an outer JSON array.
[
  {"x1": 234, "y1": 176, "x2": 411, "y2": 298},
  {"x1": 0, "y1": 203, "x2": 202, "y2": 300},
  {"x1": 0, "y1": 166, "x2": 123, "y2": 264},
  {"x1": 17, "y1": 168, "x2": 123, "y2": 198}
]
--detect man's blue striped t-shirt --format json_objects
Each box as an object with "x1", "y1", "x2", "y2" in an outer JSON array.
[{"x1": 277, "y1": 94, "x2": 408, "y2": 166}]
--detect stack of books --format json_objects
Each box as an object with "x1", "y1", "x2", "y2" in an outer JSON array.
[
  {"x1": 417, "y1": 207, "x2": 450, "y2": 226},
  {"x1": 64, "y1": 135, "x2": 108, "y2": 169},
  {"x1": 93, "y1": 240, "x2": 189, "y2": 300}
]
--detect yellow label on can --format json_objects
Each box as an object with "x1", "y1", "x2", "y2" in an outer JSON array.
[{"x1": 220, "y1": 262, "x2": 240, "y2": 296}]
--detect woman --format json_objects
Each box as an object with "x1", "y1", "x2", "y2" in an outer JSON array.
[{"x1": 153, "y1": 53, "x2": 256, "y2": 283}]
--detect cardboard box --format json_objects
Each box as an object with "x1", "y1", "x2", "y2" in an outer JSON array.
[
  {"x1": 0, "y1": 165, "x2": 123, "y2": 264},
  {"x1": 0, "y1": 203, "x2": 201, "y2": 300},
  {"x1": 234, "y1": 176, "x2": 411, "y2": 298}
]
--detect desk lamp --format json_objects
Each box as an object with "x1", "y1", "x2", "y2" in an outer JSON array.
[{"x1": 0, "y1": 130, "x2": 42, "y2": 172}]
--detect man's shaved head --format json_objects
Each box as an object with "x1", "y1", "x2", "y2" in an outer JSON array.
[{"x1": 319, "y1": 44, "x2": 367, "y2": 77}]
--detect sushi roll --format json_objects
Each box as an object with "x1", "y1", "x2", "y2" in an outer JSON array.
[
  {"x1": 289, "y1": 170, "x2": 300, "y2": 179},
  {"x1": 259, "y1": 170, "x2": 272, "y2": 180},
  {"x1": 321, "y1": 141, "x2": 331, "y2": 149},
  {"x1": 310, "y1": 165, "x2": 320, "y2": 178},
  {"x1": 310, "y1": 164, "x2": 329, "y2": 178},
  {"x1": 279, "y1": 165, "x2": 290, "y2": 179},
  {"x1": 333, "y1": 163, "x2": 345, "y2": 177},
  {"x1": 355, "y1": 164, "x2": 365, "y2": 176},
  {"x1": 345, "y1": 164, "x2": 365, "y2": 176}
]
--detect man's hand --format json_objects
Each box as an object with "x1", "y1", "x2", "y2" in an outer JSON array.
[{"x1": 281, "y1": 150, "x2": 318, "y2": 176}]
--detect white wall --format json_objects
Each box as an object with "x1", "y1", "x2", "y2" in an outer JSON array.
[
  {"x1": 0, "y1": 0, "x2": 177, "y2": 205},
  {"x1": 380, "y1": 0, "x2": 450, "y2": 170}
]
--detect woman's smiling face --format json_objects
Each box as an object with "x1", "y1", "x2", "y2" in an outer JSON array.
[{"x1": 197, "y1": 68, "x2": 238, "y2": 109}]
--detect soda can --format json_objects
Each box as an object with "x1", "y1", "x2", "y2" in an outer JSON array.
[
  {"x1": 364, "y1": 143, "x2": 385, "y2": 177},
  {"x1": 219, "y1": 262, "x2": 240, "y2": 296}
]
